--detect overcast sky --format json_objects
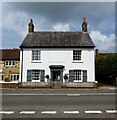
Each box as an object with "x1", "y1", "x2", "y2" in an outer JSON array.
[{"x1": 1, "y1": 1, "x2": 116, "y2": 52}]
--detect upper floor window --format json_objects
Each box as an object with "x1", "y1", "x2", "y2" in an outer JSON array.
[
  {"x1": 32, "y1": 50, "x2": 41, "y2": 61},
  {"x1": 5, "y1": 60, "x2": 16, "y2": 66},
  {"x1": 73, "y1": 50, "x2": 82, "y2": 61}
]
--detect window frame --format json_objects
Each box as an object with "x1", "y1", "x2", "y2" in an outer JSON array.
[
  {"x1": 10, "y1": 74, "x2": 19, "y2": 81},
  {"x1": 32, "y1": 49, "x2": 41, "y2": 62},
  {"x1": 73, "y1": 50, "x2": 82, "y2": 62},
  {"x1": 69, "y1": 70, "x2": 83, "y2": 82},
  {"x1": 0, "y1": 74, "x2": 4, "y2": 81},
  {"x1": 73, "y1": 70, "x2": 82, "y2": 82},
  {"x1": 5, "y1": 60, "x2": 16, "y2": 67},
  {"x1": 27, "y1": 69, "x2": 45, "y2": 82}
]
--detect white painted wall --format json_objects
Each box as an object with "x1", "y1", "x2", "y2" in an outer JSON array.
[{"x1": 19, "y1": 48, "x2": 95, "y2": 82}]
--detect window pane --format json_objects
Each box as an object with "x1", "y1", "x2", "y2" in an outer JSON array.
[
  {"x1": 17, "y1": 75, "x2": 19, "y2": 80},
  {"x1": 32, "y1": 70, "x2": 40, "y2": 80},
  {"x1": 14, "y1": 75, "x2": 16, "y2": 81},
  {"x1": 73, "y1": 50, "x2": 82, "y2": 61},
  {"x1": 69, "y1": 70, "x2": 74, "y2": 82},
  {"x1": 40, "y1": 70, "x2": 45, "y2": 82},
  {"x1": 2, "y1": 75, "x2": 3, "y2": 80},
  {"x1": 9, "y1": 61, "x2": 11, "y2": 65},
  {"x1": 12, "y1": 61, "x2": 15, "y2": 65},
  {"x1": 0, "y1": 75, "x2": 4, "y2": 81},
  {"x1": 27, "y1": 70, "x2": 32, "y2": 81},
  {"x1": 11, "y1": 75, "x2": 13, "y2": 81},
  {"x1": 32, "y1": 50, "x2": 41, "y2": 61},
  {"x1": 83, "y1": 70, "x2": 87, "y2": 82},
  {"x1": 6, "y1": 61, "x2": 8, "y2": 65},
  {"x1": 69, "y1": 70, "x2": 82, "y2": 82}
]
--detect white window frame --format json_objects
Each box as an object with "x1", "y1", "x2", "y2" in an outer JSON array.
[
  {"x1": 27, "y1": 69, "x2": 45, "y2": 82},
  {"x1": 73, "y1": 50, "x2": 82, "y2": 62},
  {"x1": 10, "y1": 74, "x2": 19, "y2": 81},
  {"x1": 32, "y1": 50, "x2": 41, "y2": 62},
  {"x1": 0, "y1": 74, "x2": 4, "y2": 81},
  {"x1": 5, "y1": 60, "x2": 16, "y2": 67},
  {"x1": 73, "y1": 70, "x2": 82, "y2": 82},
  {"x1": 32, "y1": 70, "x2": 41, "y2": 81}
]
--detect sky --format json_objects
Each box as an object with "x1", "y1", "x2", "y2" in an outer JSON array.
[{"x1": 0, "y1": 0, "x2": 116, "y2": 53}]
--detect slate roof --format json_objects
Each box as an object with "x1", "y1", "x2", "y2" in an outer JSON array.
[
  {"x1": 0, "y1": 49, "x2": 20, "y2": 60},
  {"x1": 20, "y1": 32, "x2": 95, "y2": 48}
]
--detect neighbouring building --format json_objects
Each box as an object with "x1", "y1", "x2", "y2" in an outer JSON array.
[
  {"x1": 19, "y1": 17, "x2": 96, "y2": 87},
  {"x1": 0, "y1": 49, "x2": 20, "y2": 83}
]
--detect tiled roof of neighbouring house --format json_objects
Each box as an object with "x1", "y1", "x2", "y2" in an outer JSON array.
[
  {"x1": 0, "y1": 49, "x2": 20, "y2": 60},
  {"x1": 20, "y1": 32, "x2": 95, "y2": 48}
]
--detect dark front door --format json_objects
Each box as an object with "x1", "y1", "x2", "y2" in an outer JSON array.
[{"x1": 53, "y1": 71, "x2": 61, "y2": 82}]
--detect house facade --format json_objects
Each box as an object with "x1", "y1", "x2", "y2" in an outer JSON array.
[
  {"x1": 0, "y1": 49, "x2": 20, "y2": 83},
  {"x1": 19, "y1": 18, "x2": 95, "y2": 87}
]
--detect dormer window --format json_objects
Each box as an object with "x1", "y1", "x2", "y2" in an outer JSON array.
[{"x1": 5, "y1": 60, "x2": 16, "y2": 67}]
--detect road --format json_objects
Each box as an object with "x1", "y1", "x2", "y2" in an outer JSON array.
[{"x1": 1, "y1": 88, "x2": 117, "y2": 119}]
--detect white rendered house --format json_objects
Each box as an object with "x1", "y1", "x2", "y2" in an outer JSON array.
[{"x1": 19, "y1": 18, "x2": 95, "y2": 87}]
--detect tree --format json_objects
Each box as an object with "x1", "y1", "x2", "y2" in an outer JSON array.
[{"x1": 96, "y1": 54, "x2": 117, "y2": 85}]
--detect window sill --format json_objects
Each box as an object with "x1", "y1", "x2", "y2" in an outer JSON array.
[
  {"x1": 72, "y1": 61, "x2": 83, "y2": 63},
  {"x1": 31, "y1": 61, "x2": 42, "y2": 63}
]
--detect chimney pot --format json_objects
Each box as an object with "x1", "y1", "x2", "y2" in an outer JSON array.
[
  {"x1": 95, "y1": 49, "x2": 99, "y2": 56},
  {"x1": 28, "y1": 18, "x2": 34, "y2": 33},
  {"x1": 82, "y1": 17, "x2": 88, "y2": 32}
]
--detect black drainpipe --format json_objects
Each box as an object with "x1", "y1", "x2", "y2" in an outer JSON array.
[{"x1": 20, "y1": 48, "x2": 23, "y2": 83}]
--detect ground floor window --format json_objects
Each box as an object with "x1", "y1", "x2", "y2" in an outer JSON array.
[
  {"x1": 10, "y1": 74, "x2": 19, "y2": 81},
  {"x1": 69, "y1": 70, "x2": 87, "y2": 82},
  {"x1": 0, "y1": 74, "x2": 4, "y2": 81},
  {"x1": 27, "y1": 70, "x2": 45, "y2": 82}
]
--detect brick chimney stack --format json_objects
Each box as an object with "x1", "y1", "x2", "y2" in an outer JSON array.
[
  {"x1": 28, "y1": 19, "x2": 34, "y2": 33},
  {"x1": 82, "y1": 17, "x2": 88, "y2": 32}
]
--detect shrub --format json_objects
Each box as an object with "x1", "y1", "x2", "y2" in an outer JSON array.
[{"x1": 4, "y1": 77, "x2": 10, "y2": 82}]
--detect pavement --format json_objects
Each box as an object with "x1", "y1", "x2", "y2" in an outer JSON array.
[
  {"x1": 1, "y1": 84, "x2": 117, "y2": 91},
  {"x1": 97, "y1": 85, "x2": 117, "y2": 90}
]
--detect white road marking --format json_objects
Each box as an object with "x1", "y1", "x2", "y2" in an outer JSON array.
[
  {"x1": 81, "y1": 93, "x2": 116, "y2": 96},
  {"x1": 0, "y1": 111, "x2": 14, "y2": 114},
  {"x1": 41, "y1": 111, "x2": 57, "y2": 114},
  {"x1": 20, "y1": 111, "x2": 36, "y2": 114},
  {"x1": 64, "y1": 111, "x2": 79, "y2": 114},
  {"x1": 85, "y1": 110, "x2": 102, "y2": 114},
  {"x1": 67, "y1": 94, "x2": 80, "y2": 96},
  {"x1": 1, "y1": 93, "x2": 66, "y2": 96},
  {"x1": 106, "y1": 110, "x2": 117, "y2": 113}
]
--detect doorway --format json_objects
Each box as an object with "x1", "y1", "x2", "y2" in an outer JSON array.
[
  {"x1": 53, "y1": 71, "x2": 61, "y2": 82},
  {"x1": 49, "y1": 65, "x2": 64, "y2": 82}
]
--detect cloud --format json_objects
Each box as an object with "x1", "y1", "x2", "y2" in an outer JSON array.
[
  {"x1": 1, "y1": 2, "x2": 115, "y2": 52},
  {"x1": 2, "y1": 4, "x2": 28, "y2": 37},
  {"x1": 90, "y1": 31, "x2": 115, "y2": 52},
  {"x1": 52, "y1": 23, "x2": 70, "y2": 31},
  {"x1": 2, "y1": 4, "x2": 29, "y2": 48},
  {"x1": 5, "y1": 2, "x2": 114, "y2": 34}
]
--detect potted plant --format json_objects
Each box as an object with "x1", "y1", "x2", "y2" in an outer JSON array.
[
  {"x1": 64, "y1": 73, "x2": 68, "y2": 82},
  {"x1": 45, "y1": 75, "x2": 49, "y2": 82}
]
